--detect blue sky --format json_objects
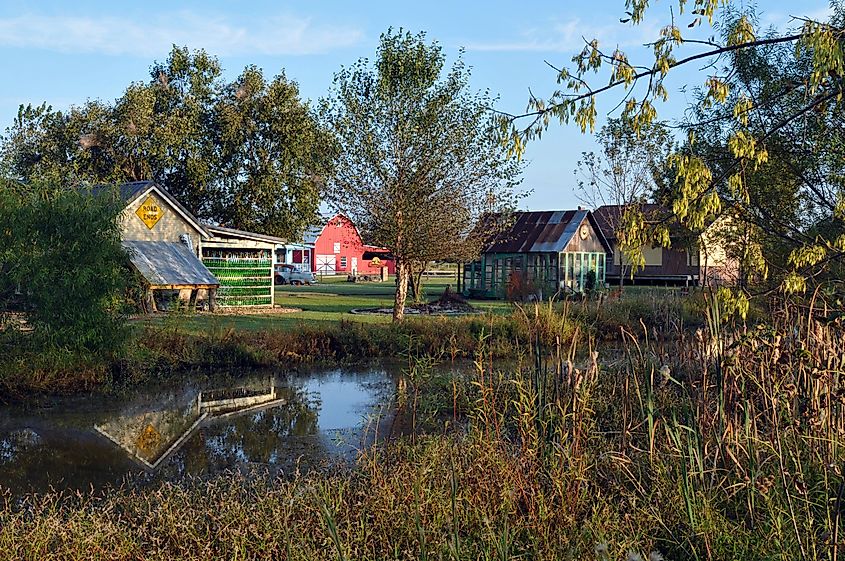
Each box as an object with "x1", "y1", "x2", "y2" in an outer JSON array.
[{"x1": 0, "y1": 0, "x2": 832, "y2": 209}]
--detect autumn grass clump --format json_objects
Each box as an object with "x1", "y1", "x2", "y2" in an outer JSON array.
[
  {"x1": 571, "y1": 287, "x2": 712, "y2": 338},
  {"x1": 132, "y1": 312, "x2": 528, "y2": 368}
]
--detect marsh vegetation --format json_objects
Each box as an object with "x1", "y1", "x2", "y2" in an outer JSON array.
[{"x1": 2, "y1": 293, "x2": 843, "y2": 559}]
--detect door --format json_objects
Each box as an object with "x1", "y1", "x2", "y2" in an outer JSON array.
[
  {"x1": 351, "y1": 257, "x2": 358, "y2": 274},
  {"x1": 316, "y1": 254, "x2": 336, "y2": 274}
]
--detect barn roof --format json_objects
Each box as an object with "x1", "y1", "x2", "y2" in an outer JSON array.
[
  {"x1": 124, "y1": 240, "x2": 218, "y2": 288},
  {"x1": 484, "y1": 210, "x2": 610, "y2": 254},
  {"x1": 303, "y1": 213, "x2": 389, "y2": 252},
  {"x1": 303, "y1": 212, "x2": 360, "y2": 245}
]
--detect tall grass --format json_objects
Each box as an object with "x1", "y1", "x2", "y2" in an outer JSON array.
[
  {"x1": 0, "y1": 313, "x2": 529, "y2": 398},
  {"x1": 1, "y1": 296, "x2": 843, "y2": 559}
]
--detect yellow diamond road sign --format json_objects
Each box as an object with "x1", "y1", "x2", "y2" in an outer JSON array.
[{"x1": 136, "y1": 195, "x2": 165, "y2": 230}]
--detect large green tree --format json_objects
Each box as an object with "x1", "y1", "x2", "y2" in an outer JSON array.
[
  {"x1": 507, "y1": 0, "x2": 845, "y2": 302},
  {"x1": 0, "y1": 47, "x2": 329, "y2": 239},
  {"x1": 321, "y1": 30, "x2": 522, "y2": 321}
]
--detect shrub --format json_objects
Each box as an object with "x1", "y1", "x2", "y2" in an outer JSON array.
[{"x1": 0, "y1": 181, "x2": 131, "y2": 358}]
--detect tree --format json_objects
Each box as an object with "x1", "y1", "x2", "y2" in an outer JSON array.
[
  {"x1": 321, "y1": 29, "x2": 522, "y2": 321},
  {"x1": 575, "y1": 117, "x2": 674, "y2": 285},
  {"x1": 0, "y1": 180, "x2": 131, "y2": 359},
  {"x1": 506, "y1": 1, "x2": 845, "y2": 302},
  {"x1": 0, "y1": 47, "x2": 329, "y2": 239}
]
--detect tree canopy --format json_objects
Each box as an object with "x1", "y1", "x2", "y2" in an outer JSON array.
[
  {"x1": 0, "y1": 47, "x2": 330, "y2": 239},
  {"x1": 321, "y1": 29, "x2": 522, "y2": 320},
  {"x1": 507, "y1": 1, "x2": 845, "y2": 301}
]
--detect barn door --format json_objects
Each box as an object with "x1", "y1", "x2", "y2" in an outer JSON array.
[{"x1": 316, "y1": 254, "x2": 336, "y2": 274}]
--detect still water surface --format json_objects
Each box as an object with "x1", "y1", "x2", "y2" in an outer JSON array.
[{"x1": 0, "y1": 365, "x2": 403, "y2": 497}]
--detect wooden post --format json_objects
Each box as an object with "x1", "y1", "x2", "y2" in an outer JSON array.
[
  {"x1": 189, "y1": 289, "x2": 199, "y2": 312},
  {"x1": 209, "y1": 288, "x2": 218, "y2": 312},
  {"x1": 456, "y1": 263, "x2": 462, "y2": 294},
  {"x1": 144, "y1": 288, "x2": 157, "y2": 314}
]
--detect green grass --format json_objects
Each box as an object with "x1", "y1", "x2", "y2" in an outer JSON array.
[{"x1": 136, "y1": 277, "x2": 511, "y2": 334}]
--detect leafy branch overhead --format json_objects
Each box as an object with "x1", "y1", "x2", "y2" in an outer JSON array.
[{"x1": 505, "y1": 1, "x2": 845, "y2": 295}]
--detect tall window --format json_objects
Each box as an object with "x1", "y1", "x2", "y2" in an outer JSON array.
[{"x1": 340, "y1": 256, "x2": 347, "y2": 269}]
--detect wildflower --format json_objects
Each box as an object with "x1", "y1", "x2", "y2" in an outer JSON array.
[
  {"x1": 626, "y1": 550, "x2": 644, "y2": 561},
  {"x1": 649, "y1": 552, "x2": 665, "y2": 561}
]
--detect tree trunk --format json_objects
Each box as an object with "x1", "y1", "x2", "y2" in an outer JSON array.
[
  {"x1": 393, "y1": 260, "x2": 410, "y2": 322},
  {"x1": 619, "y1": 263, "x2": 626, "y2": 291},
  {"x1": 410, "y1": 262, "x2": 426, "y2": 303}
]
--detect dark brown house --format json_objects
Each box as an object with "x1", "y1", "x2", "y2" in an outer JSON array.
[{"x1": 593, "y1": 204, "x2": 701, "y2": 286}]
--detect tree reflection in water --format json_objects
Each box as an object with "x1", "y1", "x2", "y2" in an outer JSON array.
[
  {"x1": 159, "y1": 387, "x2": 325, "y2": 480},
  {"x1": 0, "y1": 366, "x2": 396, "y2": 498}
]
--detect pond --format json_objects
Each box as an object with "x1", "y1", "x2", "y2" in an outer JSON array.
[{"x1": 0, "y1": 364, "x2": 413, "y2": 498}]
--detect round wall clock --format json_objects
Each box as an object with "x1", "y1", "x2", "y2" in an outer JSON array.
[{"x1": 579, "y1": 224, "x2": 590, "y2": 240}]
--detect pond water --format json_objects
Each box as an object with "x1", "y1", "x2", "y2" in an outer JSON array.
[{"x1": 0, "y1": 364, "x2": 409, "y2": 498}]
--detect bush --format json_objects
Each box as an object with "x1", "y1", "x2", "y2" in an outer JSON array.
[{"x1": 0, "y1": 181, "x2": 131, "y2": 358}]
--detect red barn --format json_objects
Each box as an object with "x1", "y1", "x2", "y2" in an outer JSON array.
[{"x1": 305, "y1": 214, "x2": 395, "y2": 276}]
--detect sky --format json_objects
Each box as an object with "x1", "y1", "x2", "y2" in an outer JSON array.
[{"x1": 0, "y1": 0, "x2": 833, "y2": 210}]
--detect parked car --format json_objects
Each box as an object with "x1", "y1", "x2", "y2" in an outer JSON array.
[{"x1": 275, "y1": 264, "x2": 317, "y2": 285}]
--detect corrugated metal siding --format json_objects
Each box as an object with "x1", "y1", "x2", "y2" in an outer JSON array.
[{"x1": 124, "y1": 240, "x2": 219, "y2": 287}]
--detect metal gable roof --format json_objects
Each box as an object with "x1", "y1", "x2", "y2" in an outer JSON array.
[
  {"x1": 124, "y1": 240, "x2": 219, "y2": 287},
  {"x1": 205, "y1": 224, "x2": 288, "y2": 245},
  {"x1": 485, "y1": 210, "x2": 584, "y2": 253},
  {"x1": 593, "y1": 204, "x2": 691, "y2": 242}
]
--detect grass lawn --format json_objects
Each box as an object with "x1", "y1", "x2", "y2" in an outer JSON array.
[{"x1": 136, "y1": 276, "x2": 512, "y2": 334}]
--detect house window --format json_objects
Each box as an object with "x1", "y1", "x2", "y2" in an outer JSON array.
[
  {"x1": 333, "y1": 242, "x2": 341, "y2": 254},
  {"x1": 688, "y1": 249, "x2": 700, "y2": 267},
  {"x1": 340, "y1": 256, "x2": 347, "y2": 269}
]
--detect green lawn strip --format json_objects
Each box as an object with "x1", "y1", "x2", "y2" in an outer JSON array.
[{"x1": 134, "y1": 278, "x2": 510, "y2": 335}]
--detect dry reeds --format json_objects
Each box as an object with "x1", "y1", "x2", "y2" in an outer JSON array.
[{"x1": 1, "y1": 295, "x2": 843, "y2": 559}]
